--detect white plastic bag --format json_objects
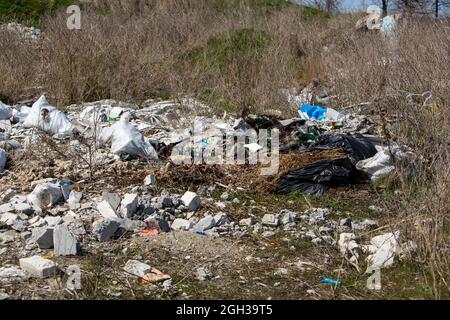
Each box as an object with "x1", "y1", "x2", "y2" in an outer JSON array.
[
  {"x1": 0, "y1": 148, "x2": 6, "y2": 171},
  {"x1": 0, "y1": 101, "x2": 13, "y2": 120},
  {"x1": 100, "y1": 113, "x2": 158, "y2": 159},
  {"x1": 356, "y1": 146, "x2": 414, "y2": 181},
  {"x1": 27, "y1": 182, "x2": 63, "y2": 208},
  {"x1": 23, "y1": 95, "x2": 73, "y2": 135}
]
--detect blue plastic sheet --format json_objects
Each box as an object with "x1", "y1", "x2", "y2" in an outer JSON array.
[{"x1": 300, "y1": 104, "x2": 327, "y2": 121}]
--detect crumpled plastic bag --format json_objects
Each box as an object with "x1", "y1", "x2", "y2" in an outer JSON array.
[
  {"x1": 276, "y1": 158, "x2": 361, "y2": 196},
  {"x1": 0, "y1": 101, "x2": 13, "y2": 120},
  {"x1": 299, "y1": 104, "x2": 343, "y2": 121},
  {"x1": 12, "y1": 106, "x2": 30, "y2": 123},
  {"x1": 356, "y1": 145, "x2": 415, "y2": 181},
  {"x1": 22, "y1": 95, "x2": 73, "y2": 135},
  {"x1": 309, "y1": 133, "x2": 377, "y2": 165},
  {"x1": 27, "y1": 182, "x2": 63, "y2": 208},
  {"x1": 100, "y1": 113, "x2": 158, "y2": 159},
  {"x1": 0, "y1": 148, "x2": 6, "y2": 171}
]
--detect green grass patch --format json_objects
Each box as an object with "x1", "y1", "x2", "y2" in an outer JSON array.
[{"x1": 0, "y1": 0, "x2": 75, "y2": 26}]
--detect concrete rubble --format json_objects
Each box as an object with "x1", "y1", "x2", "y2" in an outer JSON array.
[{"x1": 19, "y1": 256, "x2": 57, "y2": 278}]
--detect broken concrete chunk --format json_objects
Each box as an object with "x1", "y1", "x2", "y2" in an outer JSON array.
[
  {"x1": 44, "y1": 216, "x2": 62, "y2": 227},
  {"x1": 280, "y1": 210, "x2": 297, "y2": 225},
  {"x1": 171, "y1": 218, "x2": 193, "y2": 231},
  {"x1": 239, "y1": 217, "x2": 256, "y2": 227},
  {"x1": 194, "y1": 215, "x2": 216, "y2": 231},
  {"x1": 54, "y1": 224, "x2": 78, "y2": 256},
  {"x1": 124, "y1": 260, "x2": 151, "y2": 278},
  {"x1": 0, "y1": 212, "x2": 18, "y2": 225},
  {"x1": 27, "y1": 183, "x2": 63, "y2": 208},
  {"x1": 92, "y1": 218, "x2": 120, "y2": 242},
  {"x1": 97, "y1": 200, "x2": 120, "y2": 220},
  {"x1": 144, "y1": 174, "x2": 157, "y2": 187},
  {"x1": 180, "y1": 191, "x2": 201, "y2": 211},
  {"x1": 67, "y1": 191, "x2": 82, "y2": 210},
  {"x1": 262, "y1": 214, "x2": 279, "y2": 227},
  {"x1": 0, "y1": 203, "x2": 14, "y2": 214},
  {"x1": 120, "y1": 193, "x2": 139, "y2": 219},
  {"x1": 102, "y1": 192, "x2": 121, "y2": 211},
  {"x1": 19, "y1": 256, "x2": 57, "y2": 278},
  {"x1": 30, "y1": 226, "x2": 54, "y2": 249},
  {"x1": 0, "y1": 148, "x2": 6, "y2": 172},
  {"x1": 13, "y1": 203, "x2": 34, "y2": 216}
]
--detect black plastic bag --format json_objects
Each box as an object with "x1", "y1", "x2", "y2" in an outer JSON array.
[
  {"x1": 276, "y1": 158, "x2": 362, "y2": 196},
  {"x1": 308, "y1": 133, "x2": 377, "y2": 165}
]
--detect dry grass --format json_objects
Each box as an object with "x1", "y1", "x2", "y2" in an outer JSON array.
[{"x1": 0, "y1": 0, "x2": 448, "y2": 298}]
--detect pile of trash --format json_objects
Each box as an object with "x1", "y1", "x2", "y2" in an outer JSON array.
[
  {"x1": 0, "y1": 90, "x2": 418, "y2": 290},
  {"x1": 1, "y1": 22, "x2": 41, "y2": 40}
]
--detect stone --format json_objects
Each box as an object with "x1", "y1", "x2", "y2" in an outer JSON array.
[
  {"x1": 44, "y1": 216, "x2": 62, "y2": 227},
  {"x1": 171, "y1": 218, "x2": 193, "y2": 231},
  {"x1": 232, "y1": 198, "x2": 240, "y2": 205},
  {"x1": 54, "y1": 224, "x2": 78, "y2": 256},
  {"x1": 19, "y1": 256, "x2": 57, "y2": 278},
  {"x1": 194, "y1": 215, "x2": 216, "y2": 231},
  {"x1": 180, "y1": 191, "x2": 201, "y2": 211},
  {"x1": 304, "y1": 208, "x2": 331, "y2": 225},
  {"x1": 281, "y1": 210, "x2": 297, "y2": 225},
  {"x1": 102, "y1": 192, "x2": 121, "y2": 211},
  {"x1": 92, "y1": 218, "x2": 120, "y2": 242},
  {"x1": 120, "y1": 193, "x2": 139, "y2": 218},
  {"x1": 11, "y1": 219, "x2": 28, "y2": 232},
  {"x1": 124, "y1": 260, "x2": 151, "y2": 278},
  {"x1": 30, "y1": 226, "x2": 54, "y2": 249},
  {"x1": 0, "y1": 203, "x2": 14, "y2": 214},
  {"x1": 29, "y1": 216, "x2": 46, "y2": 228},
  {"x1": 0, "y1": 293, "x2": 8, "y2": 300},
  {"x1": 97, "y1": 200, "x2": 120, "y2": 220},
  {"x1": 27, "y1": 183, "x2": 63, "y2": 208},
  {"x1": 220, "y1": 192, "x2": 229, "y2": 201},
  {"x1": 262, "y1": 214, "x2": 279, "y2": 227},
  {"x1": 213, "y1": 213, "x2": 230, "y2": 227},
  {"x1": 215, "y1": 202, "x2": 227, "y2": 210},
  {"x1": 67, "y1": 191, "x2": 82, "y2": 210},
  {"x1": 196, "y1": 267, "x2": 211, "y2": 281},
  {"x1": 144, "y1": 174, "x2": 157, "y2": 187},
  {"x1": 239, "y1": 217, "x2": 256, "y2": 227},
  {"x1": 13, "y1": 203, "x2": 34, "y2": 215}
]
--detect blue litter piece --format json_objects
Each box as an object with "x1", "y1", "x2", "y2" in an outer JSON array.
[
  {"x1": 321, "y1": 277, "x2": 342, "y2": 286},
  {"x1": 300, "y1": 104, "x2": 328, "y2": 121}
]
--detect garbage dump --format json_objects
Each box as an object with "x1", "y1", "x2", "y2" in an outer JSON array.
[{"x1": 0, "y1": 89, "x2": 418, "y2": 298}]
